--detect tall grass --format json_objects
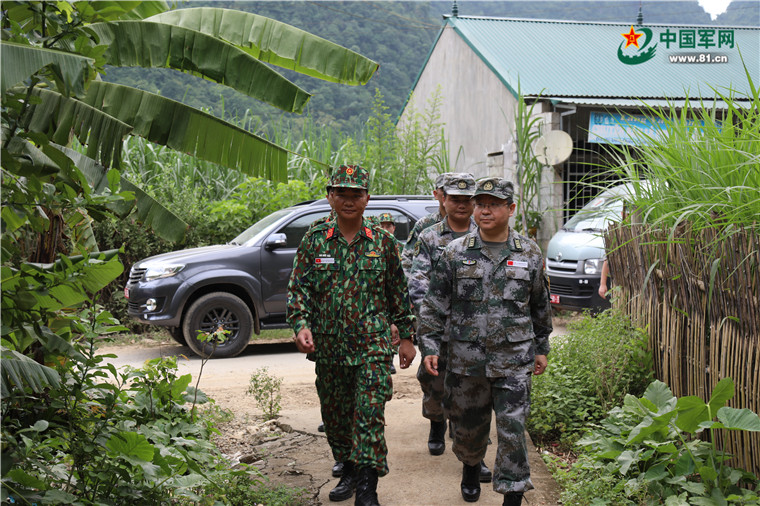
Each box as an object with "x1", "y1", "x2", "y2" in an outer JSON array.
[{"x1": 601, "y1": 68, "x2": 760, "y2": 235}]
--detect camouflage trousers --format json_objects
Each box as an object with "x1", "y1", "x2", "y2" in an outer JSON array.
[
  {"x1": 416, "y1": 342, "x2": 449, "y2": 422},
  {"x1": 315, "y1": 359, "x2": 393, "y2": 476},
  {"x1": 444, "y1": 368, "x2": 534, "y2": 494}
]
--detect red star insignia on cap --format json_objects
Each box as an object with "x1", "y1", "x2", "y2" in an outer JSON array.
[{"x1": 346, "y1": 167, "x2": 354, "y2": 175}]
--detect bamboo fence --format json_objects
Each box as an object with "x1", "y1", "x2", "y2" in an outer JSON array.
[{"x1": 606, "y1": 223, "x2": 760, "y2": 477}]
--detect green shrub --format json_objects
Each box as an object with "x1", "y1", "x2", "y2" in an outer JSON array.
[
  {"x1": 247, "y1": 367, "x2": 284, "y2": 420},
  {"x1": 215, "y1": 474, "x2": 309, "y2": 506},
  {"x1": 554, "y1": 378, "x2": 760, "y2": 505},
  {"x1": 528, "y1": 308, "x2": 654, "y2": 448},
  {"x1": 0, "y1": 304, "x2": 243, "y2": 503}
]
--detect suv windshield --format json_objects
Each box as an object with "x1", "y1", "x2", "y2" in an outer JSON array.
[
  {"x1": 563, "y1": 196, "x2": 624, "y2": 233},
  {"x1": 231, "y1": 209, "x2": 294, "y2": 245}
]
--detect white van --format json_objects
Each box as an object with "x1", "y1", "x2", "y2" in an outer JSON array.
[{"x1": 545, "y1": 182, "x2": 637, "y2": 312}]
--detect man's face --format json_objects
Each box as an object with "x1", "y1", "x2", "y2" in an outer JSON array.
[
  {"x1": 380, "y1": 222, "x2": 395, "y2": 234},
  {"x1": 443, "y1": 194, "x2": 474, "y2": 222},
  {"x1": 473, "y1": 195, "x2": 516, "y2": 234},
  {"x1": 331, "y1": 188, "x2": 369, "y2": 220}
]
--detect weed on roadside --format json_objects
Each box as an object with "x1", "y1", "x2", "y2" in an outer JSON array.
[{"x1": 247, "y1": 367, "x2": 284, "y2": 420}]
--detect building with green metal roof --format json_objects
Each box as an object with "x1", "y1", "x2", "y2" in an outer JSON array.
[{"x1": 398, "y1": 8, "x2": 759, "y2": 246}]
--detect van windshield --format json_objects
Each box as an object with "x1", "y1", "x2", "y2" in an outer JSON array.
[
  {"x1": 562, "y1": 196, "x2": 625, "y2": 233},
  {"x1": 230, "y1": 209, "x2": 294, "y2": 245}
]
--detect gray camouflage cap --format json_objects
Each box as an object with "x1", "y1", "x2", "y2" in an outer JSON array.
[
  {"x1": 475, "y1": 177, "x2": 514, "y2": 201},
  {"x1": 434, "y1": 172, "x2": 454, "y2": 189},
  {"x1": 443, "y1": 173, "x2": 476, "y2": 196}
]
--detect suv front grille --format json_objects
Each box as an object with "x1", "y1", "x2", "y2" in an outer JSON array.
[
  {"x1": 129, "y1": 267, "x2": 146, "y2": 283},
  {"x1": 546, "y1": 259, "x2": 579, "y2": 273}
]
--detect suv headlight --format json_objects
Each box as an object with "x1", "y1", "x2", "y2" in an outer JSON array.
[
  {"x1": 144, "y1": 264, "x2": 184, "y2": 280},
  {"x1": 583, "y1": 258, "x2": 604, "y2": 275}
]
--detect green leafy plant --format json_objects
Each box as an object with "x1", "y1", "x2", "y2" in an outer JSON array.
[
  {"x1": 247, "y1": 367, "x2": 284, "y2": 421},
  {"x1": 528, "y1": 308, "x2": 653, "y2": 449},
  {"x1": 562, "y1": 378, "x2": 760, "y2": 505}
]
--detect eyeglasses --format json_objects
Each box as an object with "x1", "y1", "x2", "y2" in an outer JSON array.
[{"x1": 474, "y1": 202, "x2": 510, "y2": 210}]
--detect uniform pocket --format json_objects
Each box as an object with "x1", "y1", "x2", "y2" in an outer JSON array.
[
  {"x1": 455, "y1": 266, "x2": 484, "y2": 301},
  {"x1": 310, "y1": 262, "x2": 338, "y2": 292}
]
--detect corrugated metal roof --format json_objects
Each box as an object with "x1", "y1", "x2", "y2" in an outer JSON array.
[
  {"x1": 543, "y1": 96, "x2": 737, "y2": 109},
  {"x1": 448, "y1": 16, "x2": 759, "y2": 100}
]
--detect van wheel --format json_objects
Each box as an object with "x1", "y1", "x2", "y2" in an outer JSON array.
[
  {"x1": 183, "y1": 292, "x2": 253, "y2": 358},
  {"x1": 169, "y1": 326, "x2": 187, "y2": 346}
]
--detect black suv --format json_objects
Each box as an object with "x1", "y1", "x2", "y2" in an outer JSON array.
[{"x1": 125, "y1": 196, "x2": 437, "y2": 358}]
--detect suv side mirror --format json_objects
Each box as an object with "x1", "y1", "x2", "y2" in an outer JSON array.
[{"x1": 264, "y1": 233, "x2": 288, "y2": 250}]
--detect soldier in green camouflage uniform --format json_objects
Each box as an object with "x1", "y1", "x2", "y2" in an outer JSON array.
[
  {"x1": 418, "y1": 177, "x2": 551, "y2": 506},
  {"x1": 401, "y1": 172, "x2": 452, "y2": 276},
  {"x1": 287, "y1": 165, "x2": 416, "y2": 506}
]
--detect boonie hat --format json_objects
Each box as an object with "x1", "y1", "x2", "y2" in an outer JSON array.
[
  {"x1": 434, "y1": 172, "x2": 454, "y2": 189},
  {"x1": 378, "y1": 212, "x2": 394, "y2": 224},
  {"x1": 331, "y1": 165, "x2": 370, "y2": 190},
  {"x1": 443, "y1": 173, "x2": 476, "y2": 196},
  {"x1": 475, "y1": 177, "x2": 514, "y2": 201}
]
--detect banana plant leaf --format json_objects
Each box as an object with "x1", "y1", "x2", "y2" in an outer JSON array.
[
  {"x1": 147, "y1": 7, "x2": 379, "y2": 86},
  {"x1": 21, "y1": 87, "x2": 132, "y2": 169},
  {"x1": 77, "y1": 1, "x2": 168, "y2": 21},
  {"x1": 81, "y1": 81, "x2": 289, "y2": 181},
  {"x1": 55, "y1": 144, "x2": 188, "y2": 243},
  {"x1": 0, "y1": 42, "x2": 92, "y2": 97},
  {"x1": 59, "y1": 21, "x2": 311, "y2": 114},
  {"x1": 1, "y1": 347, "x2": 61, "y2": 397}
]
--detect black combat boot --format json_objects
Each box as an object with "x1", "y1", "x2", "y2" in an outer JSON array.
[
  {"x1": 354, "y1": 467, "x2": 380, "y2": 506},
  {"x1": 502, "y1": 492, "x2": 524, "y2": 506},
  {"x1": 427, "y1": 420, "x2": 446, "y2": 455},
  {"x1": 332, "y1": 461, "x2": 344, "y2": 477},
  {"x1": 329, "y1": 461, "x2": 356, "y2": 501},
  {"x1": 460, "y1": 463, "x2": 481, "y2": 502},
  {"x1": 479, "y1": 460, "x2": 492, "y2": 482}
]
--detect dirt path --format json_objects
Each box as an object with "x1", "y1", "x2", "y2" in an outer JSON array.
[{"x1": 102, "y1": 340, "x2": 562, "y2": 505}]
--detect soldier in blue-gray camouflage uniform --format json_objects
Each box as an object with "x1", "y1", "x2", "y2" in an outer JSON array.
[
  {"x1": 418, "y1": 177, "x2": 552, "y2": 506},
  {"x1": 401, "y1": 172, "x2": 452, "y2": 276},
  {"x1": 407, "y1": 173, "x2": 491, "y2": 481}
]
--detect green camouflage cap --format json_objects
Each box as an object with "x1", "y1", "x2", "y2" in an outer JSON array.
[
  {"x1": 434, "y1": 172, "x2": 454, "y2": 189},
  {"x1": 331, "y1": 165, "x2": 370, "y2": 190},
  {"x1": 378, "y1": 212, "x2": 394, "y2": 224},
  {"x1": 475, "y1": 177, "x2": 515, "y2": 201},
  {"x1": 443, "y1": 172, "x2": 476, "y2": 196}
]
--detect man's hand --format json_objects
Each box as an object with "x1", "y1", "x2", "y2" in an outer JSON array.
[
  {"x1": 390, "y1": 324, "x2": 400, "y2": 346},
  {"x1": 533, "y1": 354, "x2": 548, "y2": 375},
  {"x1": 398, "y1": 339, "x2": 416, "y2": 369},
  {"x1": 423, "y1": 355, "x2": 439, "y2": 376},
  {"x1": 294, "y1": 328, "x2": 315, "y2": 354}
]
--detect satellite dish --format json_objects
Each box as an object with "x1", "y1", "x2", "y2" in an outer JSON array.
[{"x1": 535, "y1": 130, "x2": 573, "y2": 165}]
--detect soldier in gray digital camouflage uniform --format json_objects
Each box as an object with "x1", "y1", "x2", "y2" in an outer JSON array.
[
  {"x1": 407, "y1": 173, "x2": 491, "y2": 481},
  {"x1": 401, "y1": 172, "x2": 452, "y2": 276},
  {"x1": 418, "y1": 177, "x2": 552, "y2": 506}
]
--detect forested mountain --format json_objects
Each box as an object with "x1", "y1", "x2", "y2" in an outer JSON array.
[{"x1": 104, "y1": 1, "x2": 759, "y2": 136}]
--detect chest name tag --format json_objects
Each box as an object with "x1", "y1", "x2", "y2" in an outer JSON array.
[
  {"x1": 315, "y1": 257, "x2": 335, "y2": 264},
  {"x1": 365, "y1": 250, "x2": 381, "y2": 258},
  {"x1": 506, "y1": 260, "x2": 528, "y2": 268}
]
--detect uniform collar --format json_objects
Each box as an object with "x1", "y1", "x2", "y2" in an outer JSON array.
[
  {"x1": 325, "y1": 216, "x2": 375, "y2": 241},
  {"x1": 440, "y1": 216, "x2": 476, "y2": 236}
]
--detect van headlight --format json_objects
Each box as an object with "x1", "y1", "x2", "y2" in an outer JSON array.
[
  {"x1": 144, "y1": 264, "x2": 184, "y2": 280},
  {"x1": 583, "y1": 258, "x2": 604, "y2": 275}
]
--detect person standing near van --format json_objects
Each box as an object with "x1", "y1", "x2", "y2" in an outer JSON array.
[
  {"x1": 287, "y1": 165, "x2": 416, "y2": 506},
  {"x1": 418, "y1": 177, "x2": 552, "y2": 506}
]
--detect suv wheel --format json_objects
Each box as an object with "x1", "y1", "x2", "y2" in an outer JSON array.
[
  {"x1": 183, "y1": 292, "x2": 253, "y2": 358},
  {"x1": 169, "y1": 326, "x2": 187, "y2": 346}
]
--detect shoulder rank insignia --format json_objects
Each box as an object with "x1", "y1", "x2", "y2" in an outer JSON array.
[
  {"x1": 513, "y1": 238, "x2": 523, "y2": 251},
  {"x1": 364, "y1": 227, "x2": 373, "y2": 239},
  {"x1": 467, "y1": 236, "x2": 476, "y2": 248},
  {"x1": 365, "y1": 250, "x2": 381, "y2": 258},
  {"x1": 462, "y1": 259, "x2": 476, "y2": 265},
  {"x1": 326, "y1": 227, "x2": 335, "y2": 239}
]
